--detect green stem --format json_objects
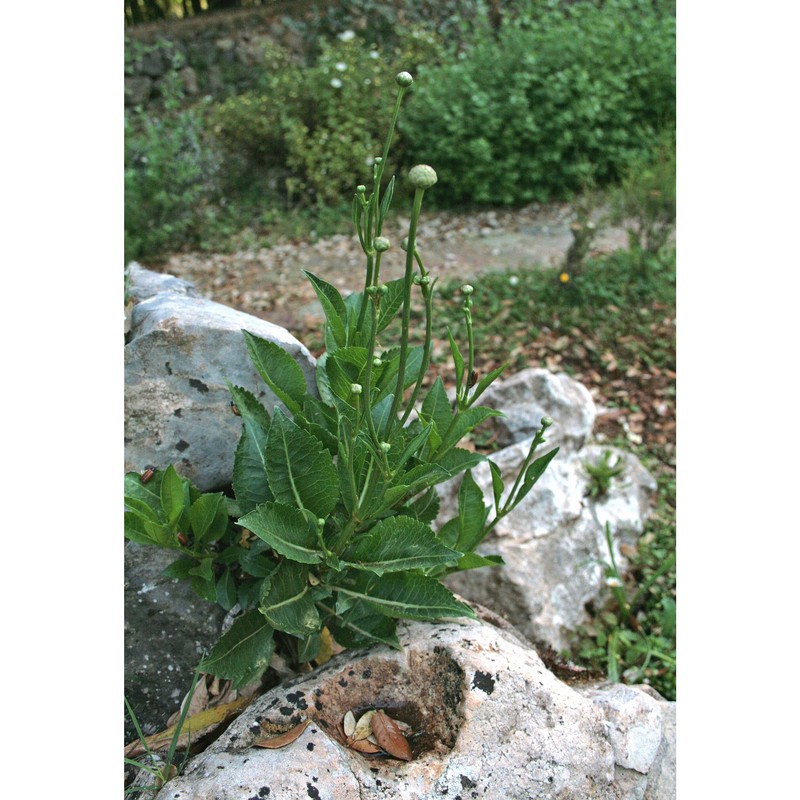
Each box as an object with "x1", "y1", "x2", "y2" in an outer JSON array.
[
  {"x1": 400, "y1": 276, "x2": 435, "y2": 426},
  {"x1": 387, "y1": 187, "x2": 425, "y2": 434}
]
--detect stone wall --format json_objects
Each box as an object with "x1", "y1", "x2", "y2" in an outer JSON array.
[{"x1": 124, "y1": 6, "x2": 311, "y2": 107}]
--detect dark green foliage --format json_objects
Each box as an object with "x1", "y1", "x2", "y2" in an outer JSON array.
[
  {"x1": 400, "y1": 0, "x2": 675, "y2": 205},
  {"x1": 124, "y1": 74, "x2": 218, "y2": 262}
]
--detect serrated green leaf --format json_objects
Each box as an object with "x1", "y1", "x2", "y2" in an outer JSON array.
[
  {"x1": 216, "y1": 568, "x2": 238, "y2": 611},
  {"x1": 436, "y1": 406, "x2": 504, "y2": 456},
  {"x1": 124, "y1": 471, "x2": 164, "y2": 515},
  {"x1": 143, "y1": 519, "x2": 177, "y2": 548},
  {"x1": 243, "y1": 330, "x2": 308, "y2": 415},
  {"x1": 447, "y1": 327, "x2": 465, "y2": 395},
  {"x1": 451, "y1": 552, "x2": 504, "y2": 572},
  {"x1": 266, "y1": 408, "x2": 338, "y2": 517},
  {"x1": 123, "y1": 494, "x2": 161, "y2": 524},
  {"x1": 160, "y1": 465, "x2": 186, "y2": 528},
  {"x1": 376, "y1": 278, "x2": 405, "y2": 333},
  {"x1": 189, "y1": 558, "x2": 214, "y2": 581},
  {"x1": 199, "y1": 608, "x2": 275, "y2": 688},
  {"x1": 435, "y1": 447, "x2": 486, "y2": 476},
  {"x1": 161, "y1": 557, "x2": 196, "y2": 580},
  {"x1": 332, "y1": 571, "x2": 476, "y2": 621},
  {"x1": 516, "y1": 447, "x2": 560, "y2": 504},
  {"x1": 189, "y1": 493, "x2": 224, "y2": 543},
  {"x1": 467, "y1": 362, "x2": 509, "y2": 406},
  {"x1": 371, "y1": 393, "x2": 395, "y2": 439},
  {"x1": 303, "y1": 271, "x2": 347, "y2": 348},
  {"x1": 403, "y1": 486, "x2": 440, "y2": 523},
  {"x1": 488, "y1": 460, "x2": 504, "y2": 511},
  {"x1": 420, "y1": 377, "x2": 453, "y2": 436},
  {"x1": 456, "y1": 470, "x2": 489, "y2": 553},
  {"x1": 239, "y1": 501, "x2": 323, "y2": 565},
  {"x1": 124, "y1": 511, "x2": 158, "y2": 546},
  {"x1": 437, "y1": 517, "x2": 460, "y2": 549},
  {"x1": 343, "y1": 517, "x2": 461, "y2": 576},
  {"x1": 326, "y1": 602, "x2": 400, "y2": 650},
  {"x1": 259, "y1": 561, "x2": 320, "y2": 637},
  {"x1": 229, "y1": 384, "x2": 275, "y2": 516}
]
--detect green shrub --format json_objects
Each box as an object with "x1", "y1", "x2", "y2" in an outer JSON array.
[
  {"x1": 400, "y1": 0, "x2": 676, "y2": 205},
  {"x1": 125, "y1": 75, "x2": 218, "y2": 262},
  {"x1": 610, "y1": 125, "x2": 676, "y2": 273},
  {"x1": 209, "y1": 30, "x2": 443, "y2": 207}
]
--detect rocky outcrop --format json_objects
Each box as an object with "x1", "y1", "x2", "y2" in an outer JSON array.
[
  {"x1": 153, "y1": 616, "x2": 675, "y2": 800},
  {"x1": 124, "y1": 263, "x2": 317, "y2": 492}
]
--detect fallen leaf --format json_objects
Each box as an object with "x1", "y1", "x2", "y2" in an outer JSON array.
[
  {"x1": 370, "y1": 710, "x2": 412, "y2": 761},
  {"x1": 349, "y1": 710, "x2": 375, "y2": 743},
  {"x1": 348, "y1": 737, "x2": 382, "y2": 754},
  {"x1": 253, "y1": 718, "x2": 312, "y2": 749},
  {"x1": 343, "y1": 710, "x2": 356, "y2": 738}
]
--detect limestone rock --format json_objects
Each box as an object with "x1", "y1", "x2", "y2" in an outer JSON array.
[
  {"x1": 153, "y1": 617, "x2": 675, "y2": 800},
  {"x1": 477, "y1": 366, "x2": 597, "y2": 452},
  {"x1": 124, "y1": 265, "x2": 318, "y2": 491},
  {"x1": 441, "y1": 441, "x2": 657, "y2": 652}
]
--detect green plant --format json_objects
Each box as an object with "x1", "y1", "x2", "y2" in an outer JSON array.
[
  {"x1": 400, "y1": 0, "x2": 675, "y2": 205},
  {"x1": 125, "y1": 72, "x2": 218, "y2": 262},
  {"x1": 579, "y1": 522, "x2": 675, "y2": 696},
  {"x1": 124, "y1": 668, "x2": 201, "y2": 796},
  {"x1": 610, "y1": 125, "x2": 676, "y2": 276},
  {"x1": 125, "y1": 71, "x2": 559, "y2": 687},
  {"x1": 584, "y1": 450, "x2": 626, "y2": 498}
]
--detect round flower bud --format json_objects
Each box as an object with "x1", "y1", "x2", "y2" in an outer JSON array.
[
  {"x1": 412, "y1": 274, "x2": 422, "y2": 285},
  {"x1": 395, "y1": 71, "x2": 414, "y2": 87},
  {"x1": 374, "y1": 157, "x2": 383, "y2": 165},
  {"x1": 408, "y1": 164, "x2": 438, "y2": 189},
  {"x1": 350, "y1": 383, "x2": 363, "y2": 395},
  {"x1": 317, "y1": 518, "x2": 326, "y2": 528},
  {"x1": 379, "y1": 442, "x2": 392, "y2": 453},
  {"x1": 419, "y1": 275, "x2": 430, "y2": 285},
  {"x1": 356, "y1": 184, "x2": 367, "y2": 194},
  {"x1": 378, "y1": 284, "x2": 388, "y2": 295},
  {"x1": 461, "y1": 284, "x2": 474, "y2": 295},
  {"x1": 365, "y1": 285, "x2": 378, "y2": 296},
  {"x1": 372, "y1": 357, "x2": 382, "y2": 368},
  {"x1": 541, "y1": 416, "x2": 554, "y2": 428},
  {"x1": 373, "y1": 236, "x2": 391, "y2": 252}
]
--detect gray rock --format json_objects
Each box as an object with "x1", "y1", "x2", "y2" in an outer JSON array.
[
  {"x1": 126, "y1": 262, "x2": 199, "y2": 303},
  {"x1": 124, "y1": 542, "x2": 226, "y2": 742},
  {"x1": 478, "y1": 367, "x2": 597, "y2": 452},
  {"x1": 153, "y1": 616, "x2": 675, "y2": 800},
  {"x1": 441, "y1": 441, "x2": 657, "y2": 652},
  {"x1": 124, "y1": 265, "x2": 317, "y2": 491},
  {"x1": 179, "y1": 65, "x2": 199, "y2": 96},
  {"x1": 125, "y1": 75, "x2": 152, "y2": 107}
]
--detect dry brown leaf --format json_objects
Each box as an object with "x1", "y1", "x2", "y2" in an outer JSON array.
[
  {"x1": 349, "y1": 710, "x2": 375, "y2": 743},
  {"x1": 348, "y1": 738, "x2": 382, "y2": 754},
  {"x1": 343, "y1": 710, "x2": 356, "y2": 738},
  {"x1": 252, "y1": 718, "x2": 311, "y2": 749},
  {"x1": 370, "y1": 710, "x2": 412, "y2": 762}
]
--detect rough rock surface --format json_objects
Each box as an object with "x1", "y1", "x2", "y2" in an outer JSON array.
[
  {"x1": 441, "y1": 441, "x2": 657, "y2": 652},
  {"x1": 125, "y1": 542, "x2": 226, "y2": 742},
  {"x1": 477, "y1": 366, "x2": 597, "y2": 452},
  {"x1": 124, "y1": 263, "x2": 318, "y2": 491},
  {"x1": 154, "y1": 616, "x2": 674, "y2": 800}
]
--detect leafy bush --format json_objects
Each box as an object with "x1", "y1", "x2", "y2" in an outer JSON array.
[
  {"x1": 125, "y1": 74, "x2": 218, "y2": 262},
  {"x1": 125, "y1": 73, "x2": 559, "y2": 686},
  {"x1": 208, "y1": 30, "x2": 443, "y2": 207},
  {"x1": 400, "y1": 0, "x2": 676, "y2": 205},
  {"x1": 610, "y1": 125, "x2": 676, "y2": 273}
]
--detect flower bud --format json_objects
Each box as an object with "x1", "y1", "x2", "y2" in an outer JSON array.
[
  {"x1": 395, "y1": 71, "x2": 413, "y2": 87},
  {"x1": 461, "y1": 284, "x2": 474, "y2": 295},
  {"x1": 350, "y1": 383, "x2": 363, "y2": 395},
  {"x1": 400, "y1": 237, "x2": 409, "y2": 252},
  {"x1": 317, "y1": 518, "x2": 326, "y2": 528},
  {"x1": 379, "y1": 442, "x2": 392, "y2": 453},
  {"x1": 356, "y1": 184, "x2": 367, "y2": 194},
  {"x1": 378, "y1": 284, "x2": 388, "y2": 295},
  {"x1": 419, "y1": 275, "x2": 430, "y2": 285},
  {"x1": 541, "y1": 416, "x2": 554, "y2": 428},
  {"x1": 365, "y1": 285, "x2": 378, "y2": 296},
  {"x1": 372, "y1": 357, "x2": 382, "y2": 368},
  {"x1": 373, "y1": 236, "x2": 391, "y2": 252},
  {"x1": 605, "y1": 576, "x2": 622, "y2": 588},
  {"x1": 408, "y1": 164, "x2": 438, "y2": 190},
  {"x1": 374, "y1": 157, "x2": 383, "y2": 165}
]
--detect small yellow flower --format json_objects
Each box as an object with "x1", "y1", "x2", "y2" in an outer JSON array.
[{"x1": 559, "y1": 272, "x2": 570, "y2": 283}]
